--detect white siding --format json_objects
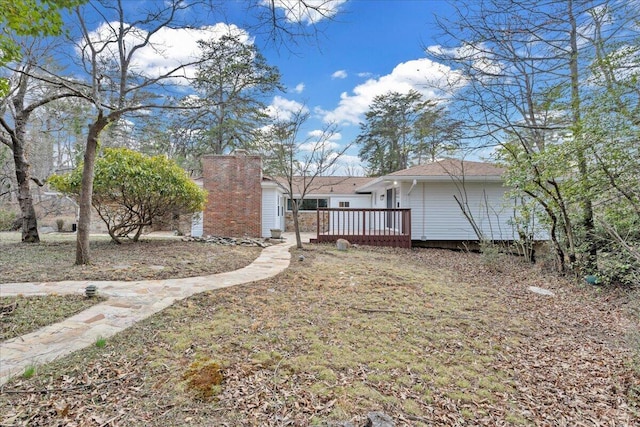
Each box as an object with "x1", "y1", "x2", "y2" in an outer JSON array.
[
  {"x1": 329, "y1": 195, "x2": 371, "y2": 208},
  {"x1": 407, "y1": 181, "x2": 516, "y2": 241},
  {"x1": 326, "y1": 195, "x2": 372, "y2": 234},
  {"x1": 261, "y1": 187, "x2": 278, "y2": 238},
  {"x1": 191, "y1": 212, "x2": 203, "y2": 237}
]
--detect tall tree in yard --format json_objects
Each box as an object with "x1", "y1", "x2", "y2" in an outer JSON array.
[
  {"x1": 356, "y1": 90, "x2": 452, "y2": 176},
  {"x1": 582, "y1": 3, "x2": 640, "y2": 285},
  {"x1": 429, "y1": 0, "x2": 638, "y2": 278},
  {"x1": 0, "y1": 39, "x2": 78, "y2": 242},
  {"x1": 63, "y1": 0, "x2": 209, "y2": 264},
  {"x1": 257, "y1": 107, "x2": 348, "y2": 249},
  {"x1": 0, "y1": 0, "x2": 83, "y2": 242},
  {"x1": 183, "y1": 34, "x2": 282, "y2": 157},
  {"x1": 62, "y1": 0, "x2": 342, "y2": 264}
]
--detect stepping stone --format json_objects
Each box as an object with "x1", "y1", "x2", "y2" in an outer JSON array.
[{"x1": 528, "y1": 286, "x2": 554, "y2": 296}]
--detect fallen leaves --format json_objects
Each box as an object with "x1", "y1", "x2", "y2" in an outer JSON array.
[{"x1": 0, "y1": 245, "x2": 638, "y2": 426}]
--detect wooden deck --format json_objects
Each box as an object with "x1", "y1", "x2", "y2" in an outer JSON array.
[{"x1": 312, "y1": 208, "x2": 411, "y2": 248}]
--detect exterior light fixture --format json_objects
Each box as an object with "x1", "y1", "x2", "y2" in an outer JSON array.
[{"x1": 85, "y1": 284, "x2": 98, "y2": 298}]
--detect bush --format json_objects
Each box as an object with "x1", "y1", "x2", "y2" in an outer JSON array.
[
  {"x1": 0, "y1": 207, "x2": 17, "y2": 231},
  {"x1": 50, "y1": 148, "x2": 206, "y2": 243},
  {"x1": 55, "y1": 218, "x2": 64, "y2": 232}
]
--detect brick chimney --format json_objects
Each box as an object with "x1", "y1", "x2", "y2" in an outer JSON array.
[{"x1": 201, "y1": 151, "x2": 262, "y2": 237}]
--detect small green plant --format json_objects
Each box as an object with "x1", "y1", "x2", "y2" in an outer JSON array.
[
  {"x1": 95, "y1": 336, "x2": 107, "y2": 348},
  {"x1": 479, "y1": 239, "x2": 502, "y2": 272},
  {"x1": 23, "y1": 365, "x2": 35, "y2": 379},
  {"x1": 55, "y1": 218, "x2": 65, "y2": 232}
]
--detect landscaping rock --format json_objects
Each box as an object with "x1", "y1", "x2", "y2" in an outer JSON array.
[
  {"x1": 528, "y1": 286, "x2": 554, "y2": 296},
  {"x1": 184, "y1": 235, "x2": 271, "y2": 248},
  {"x1": 365, "y1": 412, "x2": 394, "y2": 427},
  {"x1": 325, "y1": 422, "x2": 355, "y2": 427},
  {"x1": 336, "y1": 238, "x2": 350, "y2": 251}
]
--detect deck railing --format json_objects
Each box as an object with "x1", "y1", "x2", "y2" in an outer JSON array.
[{"x1": 315, "y1": 208, "x2": 411, "y2": 248}]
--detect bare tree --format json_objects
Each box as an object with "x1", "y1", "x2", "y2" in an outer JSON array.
[
  {"x1": 0, "y1": 38, "x2": 77, "y2": 242},
  {"x1": 246, "y1": 0, "x2": 346, "y2": 51},
  {"x1": 60, "y1": 0, "x2": 211, "y2": 264},
  {"x1": 257, "y1": 107, "x2": 349, "y2": 249},
  {"x1": 6, "y1": 0, "x2": 343, "y2": 262},
  {"x1": 427, "y1": 0, "x2": 613, "y2": 273}
]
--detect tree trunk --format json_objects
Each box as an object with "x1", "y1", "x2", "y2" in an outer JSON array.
[
  {"x1": 568, "y1": 0, "x2": 597, "y2": 273},
  {"x1": 13, "y1": 145, "x2": 40, "y2": 243},
  {"x1": 76, "y1": 115, "x2": 108, "y2": 265},
  {"x1": 12, "y1": 118, "x2": 40, "y2": 243},
  {"x1": 292, "y1": 204, "x2": 302, "y2": 249}
]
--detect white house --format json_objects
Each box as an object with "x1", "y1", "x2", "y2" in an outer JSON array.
[
  {"x1": 196, "y1": 154, "x2": 529, "y2": 247},
  {"x1": 354, "y1": 158, "x2": 517, "y2": 242}
]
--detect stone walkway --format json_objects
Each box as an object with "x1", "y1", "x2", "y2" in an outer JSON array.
[{"x1": 0, "y1": 234, "x2": 310, "y2": 386}]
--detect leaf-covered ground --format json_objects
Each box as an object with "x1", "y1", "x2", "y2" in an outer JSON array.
[
  {"x1": 0, "y1": 245, "x2": 638, "y2": 426},
  {"x1": 0, "y1": 235, "x2": 262, "y2": 283}
]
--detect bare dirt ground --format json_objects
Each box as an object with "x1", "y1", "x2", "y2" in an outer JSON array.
[{"x1": 0, "y1": 244, "x2": 638, "y2": 426}]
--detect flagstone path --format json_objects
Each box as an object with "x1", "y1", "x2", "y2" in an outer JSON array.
[{"x1": 0, "y1": 235, "x2": 308, "y2": 386}]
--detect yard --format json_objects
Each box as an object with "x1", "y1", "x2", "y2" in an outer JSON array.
[
  {"x1": 0, "y1": 232, "x2": 263, "y2": 283},
  {"x1": 0, "y1": 239, "x2": 639, "y2": 426}
]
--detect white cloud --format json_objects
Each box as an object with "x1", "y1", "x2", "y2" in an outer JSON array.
[
  {"x1": 357, "y1": 72, "x2": 373, "y2": 78},
  {"x1": 293, "y1": 82, "x2": 305, "y2": 93},
  {"x1": 320, "y1": 57, "x2": 462, "y2": 125},
  {"x1": 332, "y1": 154, "x2": 366, "y2": 176},
  {"x1": 265, "y1": 95, "x2": 309, "y2": 120},
  {"x1": 80, "y1": 22, "x2": 250, "y2": 84},
  {"x1": 427, "y1": 43, "x2": 502, "y2": 79},
  {"x1": 331, "y1": 69, "x2": 348, "y2": 79},
  {"x1": 299, "y1": 139, "x2": 340, "y2": 152},
  {"x1": 307, "y1": 129, "x2": 341, "y2": 140},
  {"x1": 261, "y1": 0, "x2": 347, "y2": 24},
  {"x1": 298, "y1": 130, "x2": 341, "y2": 151}
]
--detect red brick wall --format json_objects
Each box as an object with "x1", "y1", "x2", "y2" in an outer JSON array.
[{"x1": 201, "y1": 153, "x2": 262, "y2": 237}]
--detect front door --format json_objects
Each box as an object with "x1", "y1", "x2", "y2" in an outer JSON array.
[
  {"x1": 278, "y1": 196, "x2": 285, "y2": 231},
  {"x1": 386, "y1": 188, "x2": 394, "y2": 228}
]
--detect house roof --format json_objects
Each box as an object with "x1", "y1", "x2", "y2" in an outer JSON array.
[
  {"x1": 355, "y1": 159, "x2": 504, "y2": 193},
  {"x1": 387, "y1": 158, "x2": 505, "y2": 177},
  {"x1": 263, "y1": 159, "x2": 504, "y2": 196},
  {"x1": 266, "y1": 176, "x2": 373, "y2": 196}
]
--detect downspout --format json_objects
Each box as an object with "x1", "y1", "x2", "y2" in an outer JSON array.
[
  {"x1": 407, "y1": 179, "x2": 417, "y2": 196},
  {"x1": 406, "y1": 179, "x2": 417, "y2": 241}
]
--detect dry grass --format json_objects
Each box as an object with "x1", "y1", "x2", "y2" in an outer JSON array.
[
  {"x1": 0, "y1": 295, "x2": 107, "y2": 341},
  {"x1": 0, "y1": 232, "x2": 262, "y2": 283},
  {"x1": 0, "y1": 244, "x2": 638, "y2": 426}
]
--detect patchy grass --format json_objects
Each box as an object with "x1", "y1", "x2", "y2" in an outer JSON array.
[
  {"x1": 0, "y1": 232, "x2": 262, "y2": 283},
  {"x1": 0, "y1": 245, "x2": 638, "y2": 426},
  {"x1": 0, "y1": 295, "x2": 107, "y2": 341}
]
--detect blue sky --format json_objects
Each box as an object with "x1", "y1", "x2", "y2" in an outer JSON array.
[
  {"x1": 76, "y1": 0, "x2": 459, "y2": 174},
  {"x1": 250, "y1": 0, "x2": 457, "y2": 172}
]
